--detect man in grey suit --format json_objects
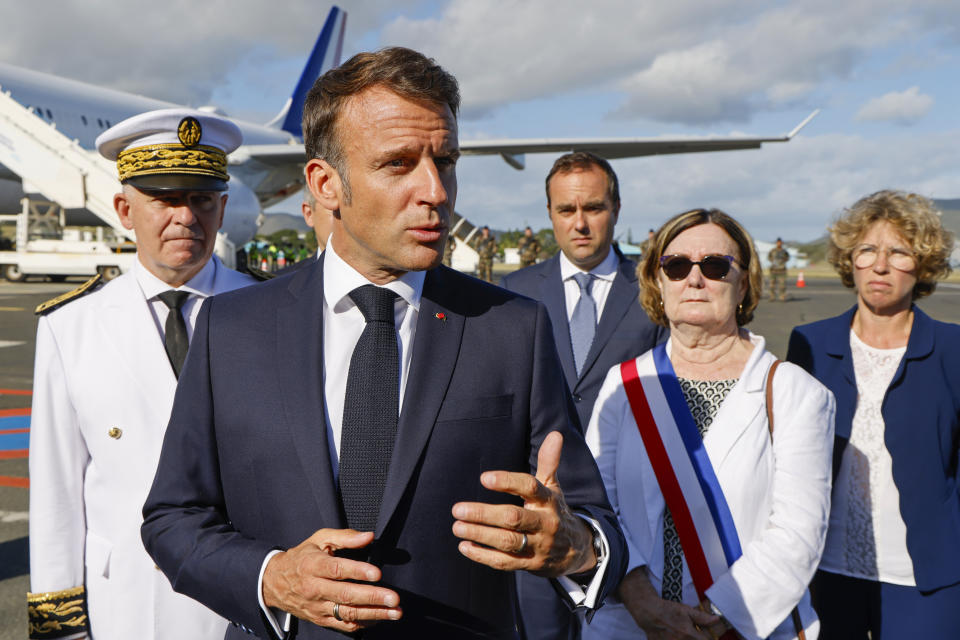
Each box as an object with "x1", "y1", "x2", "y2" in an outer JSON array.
[{"x1": 501, "y1": 151, "x2": 666, "y2": 640}]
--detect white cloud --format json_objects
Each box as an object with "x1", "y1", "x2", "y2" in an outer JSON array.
[
  {"x1": 855, "y1": 86, "x2": 934, "y2": 124},
  {"x1": 0, "y1": 0, "x2": 423, "y2": 107},
  {"x1": 379, "y1": 0, "x2": 939, "y2": 125}
]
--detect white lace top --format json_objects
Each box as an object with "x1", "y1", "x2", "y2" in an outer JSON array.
[{"x1": 819, "y1": 329, "x2": 915, "y2": 585}]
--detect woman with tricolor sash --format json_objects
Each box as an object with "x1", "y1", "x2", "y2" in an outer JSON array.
[{"x1": 583, "y1": 209, "x2": 836, "y2": 639}]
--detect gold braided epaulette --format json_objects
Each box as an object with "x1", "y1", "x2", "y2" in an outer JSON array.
[
  {"x1": 28, "y1": 586, "x2": 89, "y2": 639},
  {"x1": 35, "y1": 274, "x2": 104, "y2": 316}
]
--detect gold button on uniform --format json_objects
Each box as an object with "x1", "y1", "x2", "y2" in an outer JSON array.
[{"x1": 108, "y1": 427, "x2": 122, "y2": 439}]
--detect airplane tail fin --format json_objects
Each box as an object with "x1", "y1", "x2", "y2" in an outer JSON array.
[{"x1": 265, "y1": 5, "x2": 346, "y2": 138}]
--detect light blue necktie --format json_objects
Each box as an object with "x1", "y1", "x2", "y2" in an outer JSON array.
[{"x1": 570, "y1": 272, "x2": 596, "y2": 376}]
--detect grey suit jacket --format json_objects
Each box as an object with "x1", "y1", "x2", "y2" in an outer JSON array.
[{"x1": 501, "y1": 251, "x2": 666, "y2": 429}]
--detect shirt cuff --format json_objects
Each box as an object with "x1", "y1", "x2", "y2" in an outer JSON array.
[
  {"x1": 258, "y1": 550, "x2": 292, "y2": 639},
  {"x1": 555, "y1": 514, "x2": 610, "y2": 610}
]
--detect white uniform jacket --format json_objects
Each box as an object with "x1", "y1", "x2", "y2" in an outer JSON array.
[
  {"x1": 583, "y1": 333, "x2": 836, "y2": 640},
  {"x1": 29, "y1": 257, "x2": 256, "y2": 640}
]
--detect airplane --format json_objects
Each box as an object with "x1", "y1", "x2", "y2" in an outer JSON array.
[{"x1": 0, "y1": 5, "x2": 817, "y2": 256}]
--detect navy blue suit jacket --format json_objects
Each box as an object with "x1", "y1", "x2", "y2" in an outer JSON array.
[
  {"x1": 500, "y1": 252, "x2": 666, "y2": 430},
  {"x1": 787, "y1": 305, "x2": 960, "y2": 593},
  {"x1": 141, "y1": 258, "x2": 627, "y2": 639}
]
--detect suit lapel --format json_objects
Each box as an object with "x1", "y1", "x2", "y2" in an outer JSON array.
[
  {"x1": 274, "y1": 257, "x2": 343, "y2": 526},
  {"x1": 377, "y1": 269, "x2": 465, "y2": 534},
  {"x1": 576, "y1": 258, "x2": 636, "y2": 384},
  {"x1": 539, "y1": 256, "x2": 578, "y2": 390},
  {"x1": 100, "y1": 274, "x2": 177, "y2": 416},
  {"x1": 825, "y1": 306, "x2": 858, "y2": 388},
  {"x1": 702, "y1": 334, "x2": 769, "y2": 470}
]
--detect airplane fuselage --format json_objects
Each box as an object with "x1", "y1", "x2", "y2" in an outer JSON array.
[{"x1": 0, "y1": 62, "x2": 294, "y2": 150}]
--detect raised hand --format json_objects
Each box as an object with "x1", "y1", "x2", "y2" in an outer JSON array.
[{"x1": 451, "y1": 431, "x2": 597, "y2": 577}]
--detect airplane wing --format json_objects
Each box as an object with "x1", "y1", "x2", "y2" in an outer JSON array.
[{"x1": 231, "y1": 110, "x2": 819, "y2": 172}]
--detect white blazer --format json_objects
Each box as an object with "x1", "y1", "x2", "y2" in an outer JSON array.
[
  {"x1": 583, "y1": 333, "x2": 835, "y2": 640},
  {"x1": 29, "y1": 257, "x2": 255, "y2": 640}
]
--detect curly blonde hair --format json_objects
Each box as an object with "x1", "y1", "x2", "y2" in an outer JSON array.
[
  {"x1": 828, "y1": 190, "x2": 954, "y2": 300},
  {"x1": 639, "y1": 208, "x2": 763, "y2": 327}
]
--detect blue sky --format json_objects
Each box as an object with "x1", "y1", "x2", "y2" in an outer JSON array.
[{"x1": 2, "y1": 0, "x2": 958, "y2": 242}]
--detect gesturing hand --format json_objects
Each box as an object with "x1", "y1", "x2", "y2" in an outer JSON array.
[
  {"x1": 261, "y1": 528, "x2": 402, "y2": 633},
  {"x1": 451, "y1": 431, "x2": 597, "y2": 577}
]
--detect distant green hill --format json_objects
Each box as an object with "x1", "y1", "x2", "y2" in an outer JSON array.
[{"x1": 788, "y1": 198, "x2": 960, "y2": 266}]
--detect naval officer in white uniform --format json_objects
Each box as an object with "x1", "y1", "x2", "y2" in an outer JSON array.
[{"x1": 28, "y1": 108, "x2": 259, "y2": 640}]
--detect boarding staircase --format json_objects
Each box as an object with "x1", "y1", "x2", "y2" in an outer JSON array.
[
  {"x1": 447, "y1": 211, "x2": 480, "y2": 272},
  {"x1": 0, "y1": 85, "x2": 134, "y2": 241}
]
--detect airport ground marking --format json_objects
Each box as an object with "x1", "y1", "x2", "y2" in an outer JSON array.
[{"x1": 0, "y1": 476, "x2": 28, "y2": 489}]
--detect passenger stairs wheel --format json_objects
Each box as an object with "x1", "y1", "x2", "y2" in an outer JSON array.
[
  {"x1": 99, "y1": 265, "x2": 121, "y2": 281},
  {"x1": 3, "y1": 264, "x2": 25, "y2": 282}
]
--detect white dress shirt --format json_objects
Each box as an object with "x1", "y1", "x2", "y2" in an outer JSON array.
[
  {"x1": 134, "y1": 255, "x2": 219, "y2": 341},
  {"x1": 260, "y1": 242, "x2": 424, "y2": 636},
  {"x1": 320, "y1": 241, "x2": 424, "y2": 477},
  {"x1": 559, "y1": 248, "x2": 618, "y2": 322}
]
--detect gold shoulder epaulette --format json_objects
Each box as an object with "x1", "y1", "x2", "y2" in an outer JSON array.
[
  {"x1": 28, "y1": 586, "x2": 89, "y2": 639},
  {"x1": 35, "y1": 274, "x2": 104, "y2": 316},
  {"x1": 245, "y1": 266, "x2": 276, "y2": 281}
]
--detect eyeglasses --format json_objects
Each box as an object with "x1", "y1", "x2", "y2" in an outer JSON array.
[
  {"x1": 852, "y1": 245, "x2": 916, "y2": 271},
  {"x1": 659, "y1": 254, "x2": 736, "y2": 281}
]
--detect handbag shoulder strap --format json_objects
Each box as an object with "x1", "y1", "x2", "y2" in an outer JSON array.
[
  {"x1": 765, "y1": 359, "x2": 781, "y2": 439},
  {"x1": 762, "y1": 358, "x2": 807, "y2": 640}
]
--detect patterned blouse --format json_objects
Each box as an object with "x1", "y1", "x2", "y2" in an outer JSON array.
[{"x1": 661, "y1": 377, "x2": 738, "y2": 602}]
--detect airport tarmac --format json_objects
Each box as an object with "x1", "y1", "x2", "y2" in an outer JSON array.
[{"x1": 0, "y1": 275, "x2": 958, "y2": 637}]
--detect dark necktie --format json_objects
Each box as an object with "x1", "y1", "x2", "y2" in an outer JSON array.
[
  {"x1": 339, "y1": 285, "x2": 400, "y2": 532},
  {"x1": 157, "y1": 290, "x2": 190, "y2": 379},
  {"x1": 569, "y1": 272, "x2": 596, "y2": 375}
]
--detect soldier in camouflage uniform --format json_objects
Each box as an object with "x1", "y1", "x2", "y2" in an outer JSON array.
[
  {"x1": 474, "y1": 226, "x2": 497, "y2": 282},
  {"x1": 768, "y1": 237, "x2": 790, "y2": 301},
  {"x1": 517, "y1": 226, "x2": 541, "y2": 267}
]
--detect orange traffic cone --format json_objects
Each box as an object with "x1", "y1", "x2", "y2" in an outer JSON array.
[{"x1": 796, "y1": 271, "x2": 806, "y2": 288}]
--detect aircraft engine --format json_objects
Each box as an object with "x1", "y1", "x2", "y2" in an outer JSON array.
[{"x1": 220, "y1": 174, "x2": 261, "y2": 247}]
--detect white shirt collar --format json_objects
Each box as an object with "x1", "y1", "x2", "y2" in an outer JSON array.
[
  {"x1": 133, "y1": 255, "x2": 218, "y2": 300},
  {"x1": 323, "y1": 240, "x2": 425, "y2": 313},
  {"x1": 559, "y1": 246, "x2": 619, "y2": 283}
]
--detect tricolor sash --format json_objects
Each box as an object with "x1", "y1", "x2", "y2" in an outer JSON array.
[{"x1": 620, "y1": 343, "x2": 742, "y2": 599}]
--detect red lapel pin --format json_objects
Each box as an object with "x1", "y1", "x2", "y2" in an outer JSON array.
[{"x1": 435, "y1": 312, "x2": 445, "y2": 321}]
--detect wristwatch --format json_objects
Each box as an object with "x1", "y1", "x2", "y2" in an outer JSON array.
[{"x1": 591, "y1": 525, "x2": 606, "y2": 565}]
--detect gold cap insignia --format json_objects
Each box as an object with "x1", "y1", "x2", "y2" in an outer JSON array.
[{"x1": 177, "y1": 116, "x2": 202, "y2": 147}]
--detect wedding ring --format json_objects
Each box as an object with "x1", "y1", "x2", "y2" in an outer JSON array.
[
  {"x1": 333, "y1": 602, "x2": 342, "y2": 622},
  {"x1": 517, "y1": 533, "x2": 528, "y2": 554}
]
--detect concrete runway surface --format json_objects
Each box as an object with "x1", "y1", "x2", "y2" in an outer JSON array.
[{"x1": 0, "y1": 275, "x2": 957, "y2": 638}]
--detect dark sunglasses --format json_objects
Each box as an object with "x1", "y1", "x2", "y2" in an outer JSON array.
[{"x1": 659, "y1": 254, "x2": 736, "y2": 281}]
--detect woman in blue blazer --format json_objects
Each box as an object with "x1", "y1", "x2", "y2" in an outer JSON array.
[{"x1": 787, "y1": 190, "x2": 960, "y2": 639}]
